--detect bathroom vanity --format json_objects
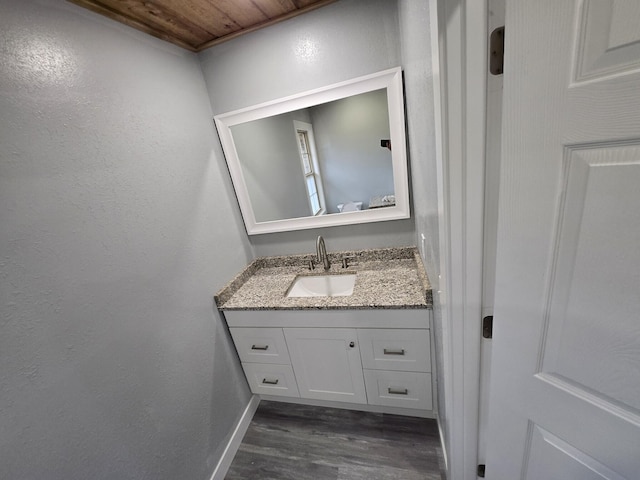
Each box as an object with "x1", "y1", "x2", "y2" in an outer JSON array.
[{"x1": 215, "y1": 247, "x2": 435, "y2": 418}]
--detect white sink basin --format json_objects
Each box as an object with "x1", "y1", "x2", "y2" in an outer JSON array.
[{"x1": 286, "y1": 274, "x2": 357, "y2": 298}]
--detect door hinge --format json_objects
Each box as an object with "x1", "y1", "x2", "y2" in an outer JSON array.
[
  {"x1": 482, "y1": 316, "x2": 493, "y2": 339},
  {"x1": 489, "y1": 26, "x2": 505, "y2": 75},
  {"x1": 478, "y1": 464, "x2": 486, "y2": 477}
]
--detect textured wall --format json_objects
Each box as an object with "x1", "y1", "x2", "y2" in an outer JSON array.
[
  {"x1": 0, "y1": 1, "x2": 252, "y2": 479},
  {"x1": 0, "y1": 0, "x2": 442, "y2": 477},
  {"x1": 397, "y1": 0, "x2": 447, "y2": 461},
  {"x1": 200, "y1": 0, "x2": 417, "y2": 256}
]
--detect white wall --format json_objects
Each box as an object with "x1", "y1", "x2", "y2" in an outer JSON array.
[
  {"x1": 425, "y1": 1, "x2": 489, "y2": 478},
  {"x1": 199, "y1": 0, "x2": 417, "y2": 256},
  {"x1": 0, "y1": 1, "x2": 252, "y2": 478}
]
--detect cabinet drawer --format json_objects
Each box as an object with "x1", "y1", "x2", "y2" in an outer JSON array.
[
  {"x1": 357, "y1": 329, "x2": 430, "y2": 372},
  {"x1": 363, "y1": 370, "x2": 432, "y2": 410},
  {"x1": 230, "y1": 327, "x2": 291, "y2": 364},
  {"x1": 242, "y1": 363, "x2": 300, "y2": 398}
]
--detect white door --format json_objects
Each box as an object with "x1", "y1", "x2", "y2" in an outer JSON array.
[
  {"x1": 486, "y1": 1, "x2": 640, "y2": 479},
  {"x1": 284, "y1": 328, "x2": 367, "y2": 404}
]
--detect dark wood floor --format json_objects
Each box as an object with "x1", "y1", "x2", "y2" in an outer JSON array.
[{"x1": 225, "y1": 400, "x2": 445, "y2": 480}]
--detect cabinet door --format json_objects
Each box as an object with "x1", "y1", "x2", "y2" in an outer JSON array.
[{"x1": 284, "y1": 328, "x2": 366, "y2": 404}]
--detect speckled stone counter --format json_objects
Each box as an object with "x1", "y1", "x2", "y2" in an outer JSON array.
[{"x1": 215, "y1": 247, "x2": 432, "y2": 310}]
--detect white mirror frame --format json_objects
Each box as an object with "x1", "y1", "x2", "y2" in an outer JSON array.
[{"x1": 214, "y1": 67, "x2": 410, "y2": 235}]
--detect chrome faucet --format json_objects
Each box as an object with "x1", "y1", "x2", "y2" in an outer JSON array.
[{"x1": 316, "y1": 235, "x2": 331, "y2": 271}]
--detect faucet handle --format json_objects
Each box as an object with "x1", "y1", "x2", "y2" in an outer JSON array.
[
  {"x1": 341, "y1": 256, "x2": 357, "y2": 269},
  {"x1": 308, "y1": 259, "x2": 316, "y2": 270}
]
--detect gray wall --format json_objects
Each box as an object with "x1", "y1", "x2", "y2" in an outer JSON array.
[
  {"x1": 231, "y1": 111, "x2": 311, "y2": 222},
  {"x1": 311, "y1": 90, "x2": 394, "y2": 213},
  {"x1": 1, "y1": 0, "x2": 442, "y2": 478},
  {"x1": 398, "y1": 0, "x2": 447, "y2": 464},
  {"x1": 200, "y1": 0, "x2": 416, "y2": 256},
  {"x1": 202, "y1": 0, "x2": 445, "y2": 460},
  {"x1": 0, "y1": 1, "x2": 252, "y2": 479}
]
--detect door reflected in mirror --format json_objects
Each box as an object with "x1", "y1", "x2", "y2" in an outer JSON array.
[{"x1": 215, "y1": 68, "x2": 409, "y2": 234}]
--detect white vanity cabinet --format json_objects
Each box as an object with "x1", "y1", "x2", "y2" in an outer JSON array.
[{"x1": 225, "y1": 309, "x2": 434, "y2": 417}]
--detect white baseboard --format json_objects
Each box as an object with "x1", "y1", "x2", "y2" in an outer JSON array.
[
  {"x1": 436, "y1": 412, "x2": 449, "y2": 479},
  {"x1": 209, "y1": 395, "x2": 260, "y2": 480}
]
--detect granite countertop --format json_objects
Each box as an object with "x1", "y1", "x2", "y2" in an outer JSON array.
[{"x1": 215, "y1": 246, "x2": 432, "y2": 310}]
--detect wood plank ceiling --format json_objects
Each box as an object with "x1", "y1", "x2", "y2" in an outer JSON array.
[{"x1": 68, "y1": 0, "x2": 338, "y2": 52}]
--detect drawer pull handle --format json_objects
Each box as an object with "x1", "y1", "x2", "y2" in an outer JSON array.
[
  {"x1": 262, "y1": 378, "x2": 279, "y2": 385},
  {"x1": 388, "y1": 387, "x2": 409, "y2": 395},
  {"x1": 251, "y1": 344, "x2": 269, "y2": 351},
  {"x1": 383, "y1": 348, "x2": 405, "y2": 355}
]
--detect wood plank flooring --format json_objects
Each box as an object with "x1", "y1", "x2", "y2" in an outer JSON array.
[{"x1": 225, "y1": 401, "x2": 445, "y2": 480}]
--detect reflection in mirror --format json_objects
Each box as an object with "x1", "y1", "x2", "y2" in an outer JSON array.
[
  {"x1": 230, "y1": 89, "x2": 394, "y2": 222},
  {"x1": 215, "y1": 67, "x2": 409, "y2": 234}
]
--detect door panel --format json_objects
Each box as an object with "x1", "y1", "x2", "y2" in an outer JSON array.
[
  {"x1": 542, "y1": 145, "x2": 640, "y2": 411},
  {"x1": 524, "y1": 425, "x2": 626, "y2": 480},
  {"x1": 486, "y1": 1, "x2": 640, "y2": 478},
  {"x1": 574, "y1": 0, "x2": 640, "y2": 82}
]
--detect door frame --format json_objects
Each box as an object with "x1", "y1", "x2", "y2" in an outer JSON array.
[{"x1": 430, "y1": 0, "x2": 488, "y2": 478}]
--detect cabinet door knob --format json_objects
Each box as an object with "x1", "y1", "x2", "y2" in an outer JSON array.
[{"x1": 349, "y1": 341, "x2": 355, "y2": 348}]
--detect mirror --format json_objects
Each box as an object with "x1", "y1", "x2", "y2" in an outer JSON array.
[{"x1": 215, "y1": 67, "x2": 409, "y2": 235}]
